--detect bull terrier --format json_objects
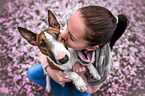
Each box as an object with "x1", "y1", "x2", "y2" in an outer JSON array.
[{"x1": 18, "y1": 10, "x2": 101, "y2": 92}]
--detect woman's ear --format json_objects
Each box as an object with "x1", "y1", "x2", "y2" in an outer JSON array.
[{"x1": 86, "y1": 45, "x2": 99, "y2": 51}]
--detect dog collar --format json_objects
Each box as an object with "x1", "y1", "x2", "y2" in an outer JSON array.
[{"x1": 44, "y1": 65, "x2": 50, "y2": 75}]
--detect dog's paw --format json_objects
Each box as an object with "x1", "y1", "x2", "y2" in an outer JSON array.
[
  {"x1": 74, "y1": 77, "x2": 87, "y2": 92},
  {"x1": 91, "y1": 71, "x2": 101, "y2": 80},
  {"x1": 87, "y1": 64, "x2": 101, "y2": 80},
  {"x1": 63, "y1": 71, "x2": 87, "y2": 92},
  {"x1": 90, "y1": 68, "x2": 101, "y2": 80}
]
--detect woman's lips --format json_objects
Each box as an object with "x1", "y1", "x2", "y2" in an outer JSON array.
[
  {"x1": 61, "y1": 37, "x2": 69, "y2": 49},
  {"x1": 62, "y1": 39, "x2": 68, "y2": 49},
  {"x1": 65, "y1": 41, "x2": 68, "y2": 49}
]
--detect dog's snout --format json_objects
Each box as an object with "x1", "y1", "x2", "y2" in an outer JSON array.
[{"x1": 58, "y1": 55, "x2": 69, "y2": 64}]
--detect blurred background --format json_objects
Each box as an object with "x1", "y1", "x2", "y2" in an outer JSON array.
[{"x1": 0, "y1": 0, "x2": 145, "y2": 96}]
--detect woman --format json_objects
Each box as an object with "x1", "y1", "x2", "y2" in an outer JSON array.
[{"x1": 27, "y1": 6, "x2": 129, "y2": 96}]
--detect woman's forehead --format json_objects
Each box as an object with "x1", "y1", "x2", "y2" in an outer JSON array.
[{"x1": 68, "y1": 11, "x2": 86, "y2": 38}]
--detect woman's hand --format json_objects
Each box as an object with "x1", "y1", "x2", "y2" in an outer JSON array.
[
  {"x1": 38, "y1": 52, "x2": 71, "y2": 85},
  {"x1": 72, "y1": 62, "x2": 87, "y2": 78},
  {"x1": 47, "y1": 67, "x2": 71, "y2": 85}
]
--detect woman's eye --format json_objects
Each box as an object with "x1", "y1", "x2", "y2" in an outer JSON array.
[
  {"x1": 70, "y1": 35, "x2": 75, "y2": 41},
  {"x1": 40, "y1": 39, "x2": 46, "y2": 47},
  {"x1": 68, "y1": 31, "x2": 76, "y2": 41}
]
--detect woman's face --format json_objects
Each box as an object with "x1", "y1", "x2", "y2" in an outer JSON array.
[{"x1": 61, "y1": 11, "x2": 89, "y2": 50}]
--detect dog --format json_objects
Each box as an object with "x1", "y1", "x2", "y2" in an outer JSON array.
[{"x1": 18, "y1": 10, "x2": 101, "y2": 92}]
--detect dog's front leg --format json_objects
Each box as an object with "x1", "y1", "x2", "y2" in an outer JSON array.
[
  {"x1": 64, "y1": 71, "x2": 87, "y2": 92},
  {"x1": 87, "y1": 64, "x2": 101, "y2": 80},
  {"x1": 45, "y1": 75, "x2": 51, "y2": 92}
]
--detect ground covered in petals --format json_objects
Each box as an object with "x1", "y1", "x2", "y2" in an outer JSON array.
[{"x1": 0, "y1": 0, "x2": 145, "y2": 96}]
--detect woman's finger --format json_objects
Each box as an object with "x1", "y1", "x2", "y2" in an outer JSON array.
[
  {"x1": 58, "y1": 71, "x2": 71, "y2": 82},
  {"x1": 74, "y1": 62, "x2": 81, "y2": 72}
]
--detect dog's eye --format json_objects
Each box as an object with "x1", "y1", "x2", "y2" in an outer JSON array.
[
  {"x1": 53, "y1": 33, "x2": 60, "y2": 39},
  {"x1": 40, "y1": 39, "x2": 47, "y2": 47}
]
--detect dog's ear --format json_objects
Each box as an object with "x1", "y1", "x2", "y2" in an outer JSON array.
[
  {"x1": 48, "y1": 10, "x2": 60, "y2": 30},
  {"x1": 18, "y1": 27, "x2": 37, "y2": 46}
]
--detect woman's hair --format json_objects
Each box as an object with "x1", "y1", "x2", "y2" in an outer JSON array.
[{"x1": 79, "y1": 6, "x2": 129, "y2": 49}]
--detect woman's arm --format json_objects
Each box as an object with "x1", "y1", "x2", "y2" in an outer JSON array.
[
  {"x1": 73, "y1": 62, "x2": 102, "y2": 94},
  {"x1": 38, "y1": 52, "x2": 71, "y2": 85}
]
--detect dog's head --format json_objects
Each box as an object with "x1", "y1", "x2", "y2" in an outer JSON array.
[{"x1": 18, "y1": 10, "x2": 70, "y2": 65}]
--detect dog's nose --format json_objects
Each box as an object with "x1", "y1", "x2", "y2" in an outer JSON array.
[{"x1": 58, "y1": 55, "x2": 69, "y2": 64}]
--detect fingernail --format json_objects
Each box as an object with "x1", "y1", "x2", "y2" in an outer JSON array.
[{"x1": 65, "y1": 75, "x2": 69, "y2": 78}]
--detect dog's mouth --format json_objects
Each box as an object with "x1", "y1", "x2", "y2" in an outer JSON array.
[
  {"x1": 46, "y1": 54, "x2": 57, "y2": 64},
  {"x1": 64, "y1": 42, "x2": 68, "y2": 50},
  {"x1": 50, "y1": 55, "x2": 69, "y2": 65},
  {"x1": 47, "y1": 55, "x2": 67, "y2": 65}
]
